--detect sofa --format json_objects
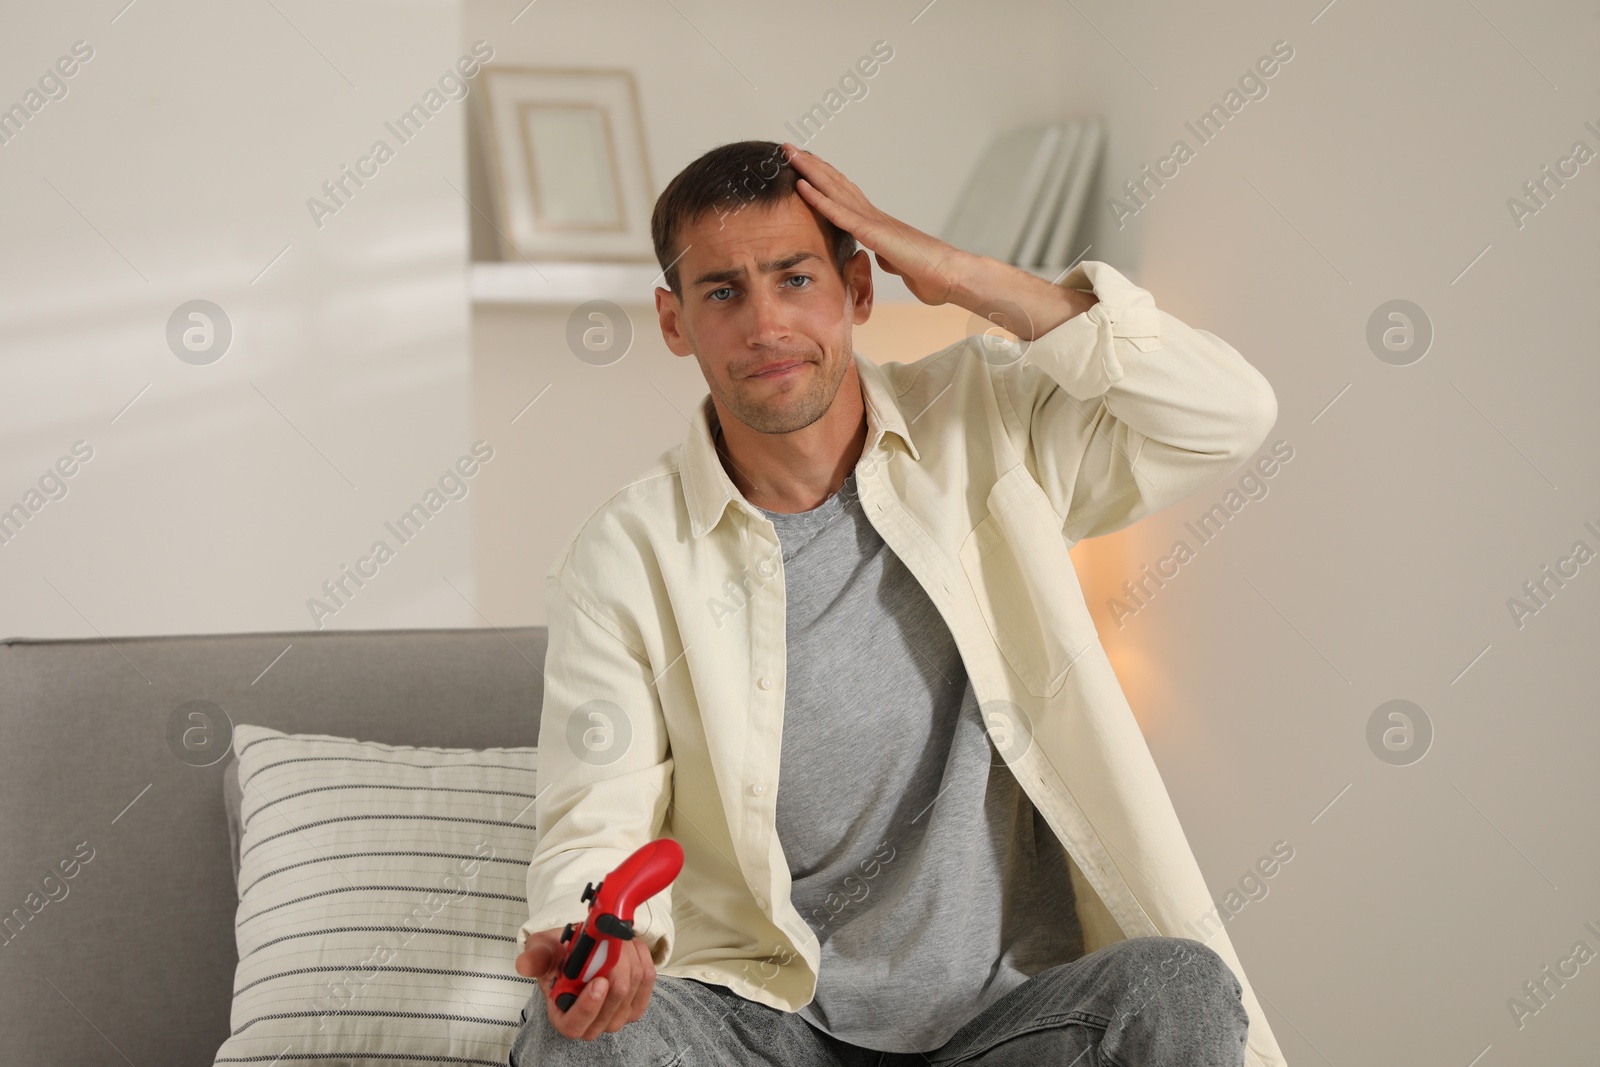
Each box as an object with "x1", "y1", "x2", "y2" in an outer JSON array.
[{"x1": 0, "y1": 625, "x2": 549, "y2": 1066}]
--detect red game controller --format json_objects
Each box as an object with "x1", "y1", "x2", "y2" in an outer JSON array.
[{"x1": 550, "y1": 838, "x2": 684, "y2": 1012}]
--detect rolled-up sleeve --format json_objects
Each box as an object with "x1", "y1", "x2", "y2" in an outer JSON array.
[
  {"x1": 1001, "y1": 260, "x2": 1278, "y2": 542},
  {"x1": 519, "y1": 571, "x2": 676, "y2": 966}
]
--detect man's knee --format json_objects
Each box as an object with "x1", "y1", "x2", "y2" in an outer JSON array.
[
  {"x1": 1114, "y1": 936, "x2": 1240, "y2": 991},
  {"x1": 1098, "y1": 936, "x2": 1249, "y2": 1065},
  {"x1": 1164, "y1": 937, "x2": 1243, "y2": 1000}
]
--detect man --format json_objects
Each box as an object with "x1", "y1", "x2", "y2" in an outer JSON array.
[{"x1": 509, "y1": 139, "x2": 1289, "y2": 1067}]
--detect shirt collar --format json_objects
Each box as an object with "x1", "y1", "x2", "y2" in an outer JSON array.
[{"x1": 681, "y1": 350, "x2": 920, "y2": 540}]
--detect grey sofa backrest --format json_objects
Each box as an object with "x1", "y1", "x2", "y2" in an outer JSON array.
[{"x1": 0, "y1": 625, "x2": 547, "y2": 1067}]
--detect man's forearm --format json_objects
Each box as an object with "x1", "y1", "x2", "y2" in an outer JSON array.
[{"x1": 948, "y1": 253, "x2": 1099, "y2": 341}]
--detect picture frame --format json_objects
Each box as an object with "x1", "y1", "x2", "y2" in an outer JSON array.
[{"x1": 475, "y1": 66, "x2": 656, "y2": 263}]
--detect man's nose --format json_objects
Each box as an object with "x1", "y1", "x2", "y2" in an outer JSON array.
[{"x1": 745, "y1": 283, "x2": 791, "y2": 346}]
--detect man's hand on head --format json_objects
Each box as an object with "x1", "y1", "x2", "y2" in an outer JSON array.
[
  {"x1": 516, "y1": 926, "x2": 658, "y2": 1041},
  {"x1": 781, "y1": 142, "x2": 1098, "y2": 339},
  {"x1": 782, "y1": 141, "x2": 972, "y2": 308}
]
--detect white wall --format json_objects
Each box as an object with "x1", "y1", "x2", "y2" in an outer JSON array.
[{"x1": 0, "y1": 0, "x2": 478, "y2": 639}]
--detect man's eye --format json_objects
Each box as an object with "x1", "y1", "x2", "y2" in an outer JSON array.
[{"x1": 708, "y1": 276, "x2": 808, "y2": 302}]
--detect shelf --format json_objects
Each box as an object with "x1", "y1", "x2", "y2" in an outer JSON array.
[
  {"x1": 468, "y1": 261, "x2": 1062, "y2": 307},
  {"x1": 471, "y1": 261, "x2": 666, "y2": 306}
]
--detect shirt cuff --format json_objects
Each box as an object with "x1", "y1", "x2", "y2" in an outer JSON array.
[{"x1": 1022, "y1": 260, "x2": 1162, "y2": 399}]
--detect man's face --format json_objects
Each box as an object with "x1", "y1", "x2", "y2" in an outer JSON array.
[{"x1": 656, "y1": 193, "x2": 871, "y2": 436}]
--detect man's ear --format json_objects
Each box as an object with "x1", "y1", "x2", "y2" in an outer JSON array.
[
  {"x1": 656, "y1": 286, "x2": 694, "y2": 358},
  {"x1": 845, "y1": 248, "x2": 873, "y2": 326}
]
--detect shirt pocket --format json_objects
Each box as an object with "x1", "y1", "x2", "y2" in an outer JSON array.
[{"x1": 958, "y1": 464, "x2": 1098, "y2": 698}]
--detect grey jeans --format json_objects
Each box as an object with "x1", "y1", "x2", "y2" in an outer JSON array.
[{"x1": 508, "y1": 935, "x2": 1250, "y2": 1067}]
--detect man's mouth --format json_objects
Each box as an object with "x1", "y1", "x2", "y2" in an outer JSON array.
[{"x1": 748, "y1": 359, "x2": 808, "y2": 380}]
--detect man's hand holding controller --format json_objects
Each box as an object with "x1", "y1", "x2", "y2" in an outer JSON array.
[
  {"x1": 516, "y1": 837, "x2": 683, "y2": 1041},
  {"x1": 516, "y1": 927, "x2": 658, "y2": 1041}
]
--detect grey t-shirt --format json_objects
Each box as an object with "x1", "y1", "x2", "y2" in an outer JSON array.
[{"x1": 755, "y1": 466, "x2": 1086, "y2": 1053}]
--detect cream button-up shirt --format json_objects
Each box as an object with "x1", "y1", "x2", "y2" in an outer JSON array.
[{"x1": 522, "y1": 260, "x2": 1289, "y2": 1067}]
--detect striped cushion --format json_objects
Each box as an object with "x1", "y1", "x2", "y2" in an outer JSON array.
[{"x1": 213, "y1": 724, "x2": 539, "y2": 1066}]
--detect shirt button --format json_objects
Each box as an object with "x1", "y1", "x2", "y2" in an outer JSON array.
[
  {"x1": 701, "y1": 969, "x2": 716, "y2": 979},
  {"x1": 758, "y1": 676, "x2": 775, "y2": 690},
  {"x1": 751, "y1": 783, "x2": 767, "y2": 796},
  {"x1": 755, "y1": 896, "x2": 767, "y2": 910}
]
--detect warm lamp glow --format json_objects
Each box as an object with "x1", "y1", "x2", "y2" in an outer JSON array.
[{"x1": 1074, "y1": 530, "x2": 1173, "y2": 741}]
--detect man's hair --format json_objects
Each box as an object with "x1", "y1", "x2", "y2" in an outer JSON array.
[{"x1": 651, "y1": 139, "x2": 858, "y2": 299}]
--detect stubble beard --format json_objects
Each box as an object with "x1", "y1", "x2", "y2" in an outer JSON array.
[{"x1": 718, "y1": 349, "x2": 846, "y2": 436}]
